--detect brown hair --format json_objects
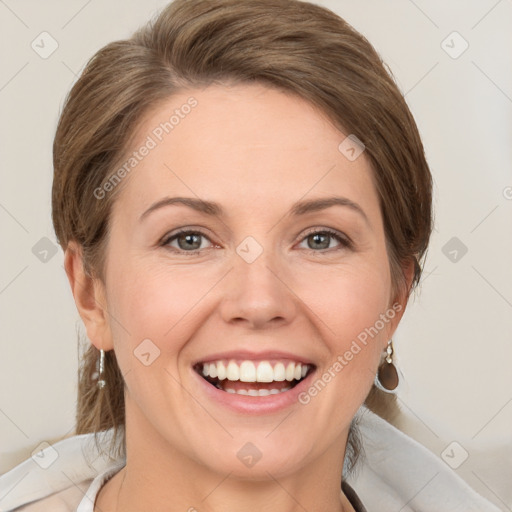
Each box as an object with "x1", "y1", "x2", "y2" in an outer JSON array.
[{"x1": 52, "y1": 0, "x2": 432, "y2": 471}]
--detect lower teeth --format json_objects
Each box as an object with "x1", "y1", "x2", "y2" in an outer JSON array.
[{"x1": 214, "y1": 384, "x2": 292, "y2": 395}]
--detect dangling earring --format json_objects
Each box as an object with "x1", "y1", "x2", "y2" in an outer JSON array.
[
  {"x1": 97, "y1": 349, "x2": 106, "y2": 389},
  {"x1": 374, "y1": 339, "x2": 400, "y2": 393}
]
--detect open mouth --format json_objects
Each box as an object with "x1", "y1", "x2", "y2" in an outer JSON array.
[{"x1": 193, "y1": 360, "x2": 315, "y2": 396}]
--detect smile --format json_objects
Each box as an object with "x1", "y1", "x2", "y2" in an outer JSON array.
[{"x1": 194, "y1": 359, "x2": 314, "y2": 396}]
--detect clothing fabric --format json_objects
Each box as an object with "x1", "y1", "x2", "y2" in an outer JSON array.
[
  {"x1": 0, "y1": 407, "x2": 501, "y2": 512},
  {"x1": 342, "y1": 481, "x2": 367, "y2": 512}
]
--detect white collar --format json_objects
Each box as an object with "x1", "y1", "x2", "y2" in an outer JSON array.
[{"x1": 346, "y1": 407, "x2": 501, "y2": 511}]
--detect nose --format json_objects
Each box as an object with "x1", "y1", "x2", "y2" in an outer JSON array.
[{"x1": 219, "y1": 248, "x2": 298, "y2": 330}]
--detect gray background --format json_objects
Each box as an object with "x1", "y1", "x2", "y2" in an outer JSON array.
[{"x1": 0, "y1": 0, "x2": 511, "y2": 508}]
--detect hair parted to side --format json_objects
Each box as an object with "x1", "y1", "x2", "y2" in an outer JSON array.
[{"x1": 52, "y1": 0, "x2": 433, "y2": 473}]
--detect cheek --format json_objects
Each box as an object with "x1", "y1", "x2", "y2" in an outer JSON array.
[
  {"x1": 291, "y1": 259, "x2": 393, "y2": 430},
  {"x1": 105, "y1": 259, "x2": 220, "y2": 362},
  {"x1": 295, "y1": 258, "x2": 392, "y2": 384},
  {"x1": 103, "y1": 262, "x2": 202, "y2": 413},
  {"x1": 302, "y1": 260, "x2": 392, "y2": 335}
]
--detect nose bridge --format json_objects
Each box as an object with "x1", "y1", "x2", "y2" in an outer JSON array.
[{"x1": 219, "y1": 237, "x2": 297, "y2": 328}]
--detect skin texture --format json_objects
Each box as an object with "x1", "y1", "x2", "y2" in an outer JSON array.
[{"x1": 65, "y1": 84, "x2": 412, "y2": 512}]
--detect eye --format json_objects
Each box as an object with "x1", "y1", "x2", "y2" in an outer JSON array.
[
  {"x1": 297, "y1": 228, "x2": 352, "y2": 252},
  {"x1": 161, "y1": 227, "x2": 352, "y2": 255},
  {"x1": 162, "y1": 229, "x2": 214, "y2": 254}
]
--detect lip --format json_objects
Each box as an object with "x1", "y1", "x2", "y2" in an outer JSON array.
[
  {"x1": 192, "y1": 349, "x2": 315, "y2": 366},
  {"x1": 191, "y1": 364, "x2": 316, "y2": 414}
]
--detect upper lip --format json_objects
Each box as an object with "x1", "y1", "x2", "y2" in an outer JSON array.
[{"x1": 192, "y1": 349, "x2": 316, "y2": 366}]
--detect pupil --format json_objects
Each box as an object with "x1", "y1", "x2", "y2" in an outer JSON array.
[
  {"x1": 309, "y1": 233, "x2": 329, "y2": 250},
  {"x1": 178, "y1": 233, "x2": 201, "y2": 250}
]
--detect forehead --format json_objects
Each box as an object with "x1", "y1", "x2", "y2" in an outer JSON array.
[{"x1": 112, "y1": 83, "x2": 380, "y2": 223}]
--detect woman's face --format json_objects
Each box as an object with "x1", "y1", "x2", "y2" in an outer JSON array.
[{"x1": 90, "y1": 84, "x2": 405, "y2": 478}]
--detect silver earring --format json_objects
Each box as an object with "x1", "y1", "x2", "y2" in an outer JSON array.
[
  {"x1": 97, "y1": 349, "x2": 106, "y2": 389},
  {"x1": 374, "y1": 339, "x2": 400, "y2": 394}
]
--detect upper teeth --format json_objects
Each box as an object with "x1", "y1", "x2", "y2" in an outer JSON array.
[{"x1": 201, "y1": 360, "x2": 309, "y2": 382}]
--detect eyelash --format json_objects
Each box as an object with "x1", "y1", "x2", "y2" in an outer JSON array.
[{"x1": 160, "y1": 227, "x2": 353, "y2": 255}]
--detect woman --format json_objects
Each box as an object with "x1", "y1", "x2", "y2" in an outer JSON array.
[{"x1": 0, "y1": 0, "x2": 501, "y2": 510}]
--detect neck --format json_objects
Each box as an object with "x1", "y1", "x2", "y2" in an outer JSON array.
[{"x1": 99, "y1": 400, "x2": 355, "y2": 512}]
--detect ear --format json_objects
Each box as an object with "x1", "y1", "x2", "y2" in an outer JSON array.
[
  {"x1": 383, "y1": 258, "x2": 416, "y2": 342},
  {"x1": 64, "y1": 241, "x2": 114, "y2": 351}
]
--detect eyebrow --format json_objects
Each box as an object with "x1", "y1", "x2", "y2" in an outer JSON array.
[{"x1": 139, "y1": 195, "x2": 370, "y2": 225}]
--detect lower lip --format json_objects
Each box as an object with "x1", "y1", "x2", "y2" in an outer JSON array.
[{"x1": 192, "y1": 368, "x2": 315, "y2": 414}]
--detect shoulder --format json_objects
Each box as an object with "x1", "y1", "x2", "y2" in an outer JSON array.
[
  {"x1": 348, "y1": 407, "x2": 502, "y2": 512},
  {"x1": 8, "y1": 480, "x2": 92, "y2": 512},
  {"x1": 0, "y1": 430, "x2": 124, "y2": 512}
]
